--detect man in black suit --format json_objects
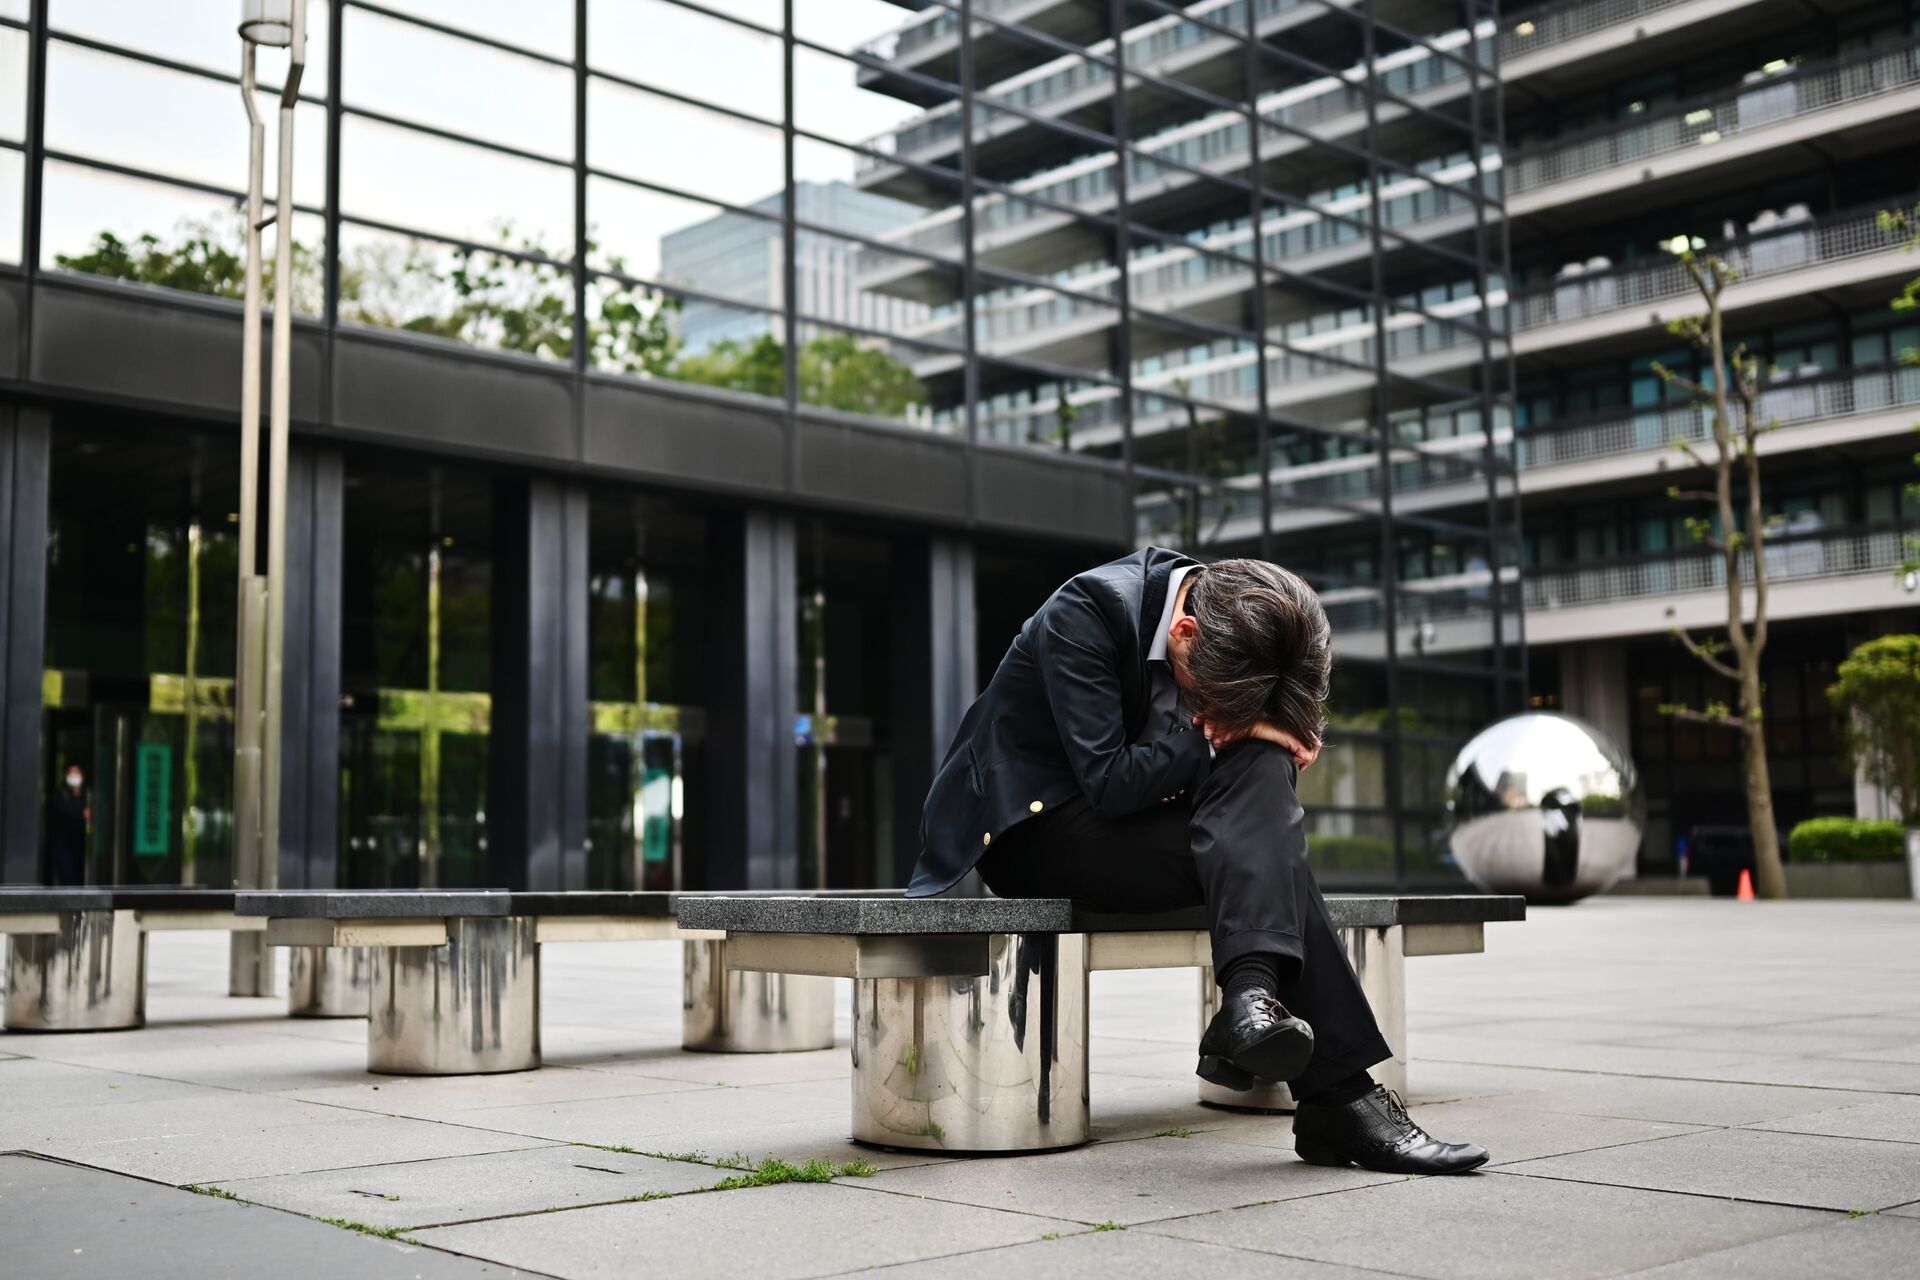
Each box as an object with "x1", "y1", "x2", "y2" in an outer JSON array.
[{"x1": 909, "y1": 547, "x2": 1487, "y2": 1174}]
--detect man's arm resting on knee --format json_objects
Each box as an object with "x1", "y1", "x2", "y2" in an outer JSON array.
[{"x1": 1033, "y1": 583, "x2": 1212, "y2": 818}]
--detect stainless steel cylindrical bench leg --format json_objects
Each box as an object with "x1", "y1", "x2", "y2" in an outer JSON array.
[
  {"x1": 4, "y1": 910, "x2": 147, "y2": 1032},
  {"x1": 1197, "y1": 924, "x2": 1406, "y2": 1112},
  {"x1": 683, "y1": 938, "x2": 836, "y2": 1053},
  {"x1": 852, "y1": 932, "x2": 1089, "y2": 1153},
  {"x1": 368, "y1": 917, "x2": 539, "y2": 1074},
  {"x1": 288, "y1": 946, "x2": 372, "y2": 1018}
]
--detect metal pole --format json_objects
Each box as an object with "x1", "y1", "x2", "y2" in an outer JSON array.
[{"x1": 229, "y1": 37, "x2": 269, "y2": 996}]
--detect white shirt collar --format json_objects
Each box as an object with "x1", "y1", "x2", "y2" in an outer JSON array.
[{"x1": 1148, "y1": 564, "x2": 1193, "y2": 663}]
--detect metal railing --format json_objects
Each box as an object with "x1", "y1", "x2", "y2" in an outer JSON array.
[
  {"x1": 1524, "y1": 525, "x2": 1906, "y2": 611},
  {"x1": 1499, "y1": 0, "x2": 1694, "y2": 61},
  {"x1": 1508, "y1": 206, "x2": 1906, "y2": 333},
  {"x1": 1518, "y1": 363, "x2": 1920, "y2": 471},
  {"x1": 1506, "y1": 39, "x2": 1920, "y2": 196}
]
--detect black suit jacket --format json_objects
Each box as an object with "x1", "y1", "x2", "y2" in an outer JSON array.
[{"x1": 908, "y1": 546, "x2": 1213, "y2": 896}]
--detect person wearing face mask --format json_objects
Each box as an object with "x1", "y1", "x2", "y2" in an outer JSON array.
[{"x1": 47, "y1": 764, "x2": 90, "y2": 885}]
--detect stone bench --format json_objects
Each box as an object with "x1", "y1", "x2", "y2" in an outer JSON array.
[
  {"x1": 0, "y1": 887, "x2": 287, "y2": 1031},
  {"x1": 236, "y1": 890, "x2": 858, "y2": 1075},
  {"x1": 675, "y1": 893, "x2": 1526, "y2": 1154}
]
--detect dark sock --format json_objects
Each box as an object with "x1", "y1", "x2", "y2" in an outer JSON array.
[
  {"x1": 1220, "y1": 953, "x2": 1281, "y2": 998},
  {"x1": 1302, "y1": 1071, "x2": 1376, "y2": 1106}
]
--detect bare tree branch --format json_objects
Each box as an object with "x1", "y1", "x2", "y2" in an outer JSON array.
[{"x1": 1671, "y1": 627, "x2": 1740, "y2": 681}]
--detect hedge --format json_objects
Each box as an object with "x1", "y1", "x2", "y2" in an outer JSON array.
[
  {"x1": 1309, "y1": 834, "x2": 1396, "y2": 871},
  {"x1": 1787, "y1": 818, "x2": 1905, "y2": 864}
]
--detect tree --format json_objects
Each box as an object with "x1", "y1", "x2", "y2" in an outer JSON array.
[
  {"x1": 671, "y1": 331, "x2": 927, "y2": 420},
  {"x1": 1651, "y1": 250, "x2": 1788, "y2": 898},
  {"x1": 1828, "y1": 635, "x2": 1920, "y2": 824}
]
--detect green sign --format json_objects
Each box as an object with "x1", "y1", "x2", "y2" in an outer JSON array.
[{"x1": 132, "y1": 742, "x2": 172, "y2": 857}]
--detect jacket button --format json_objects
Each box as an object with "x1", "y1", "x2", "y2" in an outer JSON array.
[
  {"x1": 1029, "y1": 800, "x2": 1043, "y2": 813},
  {"x1": 982, "y1": 832, "x2": 992, "y2": 846}
]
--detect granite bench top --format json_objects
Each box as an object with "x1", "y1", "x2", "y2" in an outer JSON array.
[
  {"x1": 235, "y1": 890, "x2": 514, "y2": 918},
  {"x1": 233, "y1": 888, "x2": 911, "y2": 920},
  {"x1": 106, "y1": 888, "x2": 242, "y2": 912},
  {"x1": 0, "y1": 887, "x2": 115, "y2": 913},
  {"x1": 674, "y1": 893, "x2": 1526, "y2": 936}
]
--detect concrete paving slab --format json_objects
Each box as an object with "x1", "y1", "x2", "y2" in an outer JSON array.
[
  {"x1": 859, "y1": 1130, "x2": 1397, "y2": 1225},
  {"x1": 0, "y1": 1154, "x2": 518, "y2": 1278},
  {"x1": 1502, "y1": 1127, "x2": 1920, "y2": 1211},
  {"x1": 461, "y1": 1081, "x2": 847, "y2": 1147},
  {"x1": 1403, "y1": 1058, "x2": 1617, "y2": 1105},
  {"x1": 1211, "y1": 1098, "x2": 1712, "y2": 1167},
  {"x1": 1836, "y1": 1040, "x2": 1920, "y2": 1065},
  {"x1": 1620, "y1": 1025, "x2": 1920, "y2": 1057},
  {"x1": 211, "y1": 1143, "x2": 728, "y2": 1229},
  {"x1": 1484, "y1": 1074, "x2": 1884, "y2": 1126},
  {"x1": 1710, "y1": 1056, "x2": 1920, "y2": 1092},
  {"x1": 1617, "y1": 1212, "x2": 1920, "y2": 1278},
  {"x1": 1886, "y1": 1200, "x2": 1920, "y2": 1219},
  {"x1": 559, "y1": 1044, "x2": 851, "y2": 1087},
  {"x1": 1145, "y1": 1167, "x2": 1832, "y2": 1280},
  {"x1": 0, "y1": 1056, "x2": 216, "y2": 1110},
  {"x1": 414, "y1": 1180, "x2": 1084, "y2": 1279},
  {"x1": 844, "y1": 1226, "x2": 1387, "y2": 1278},
  {"x1": 20, "y1": 1102, "x2": 555, "y2": 1186},
  {"x1": 1409, "y1": 1030, "x2": 1755, "y2": 1077},
  {"x1": 1743, "y1": 1094, "x2": 1920, "y2": 1144},
  {"x1": 281, "y1": 1066, "x2": 707, "y2": 1119},
  {"x1": 0, "y1": 1089, "x2": 368, "y2": 1151}
]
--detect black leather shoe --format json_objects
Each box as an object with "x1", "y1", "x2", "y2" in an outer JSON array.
[
  {"x1": 1292, "y1": 1086, "x2": 1489, "y2": 1174},
  {"x1": 1196, "y1": 989, "x2": 1315, "y2": 1090}
]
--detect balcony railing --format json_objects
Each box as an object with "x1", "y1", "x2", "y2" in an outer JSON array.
[
  {"x1": 1499, "y1": 0, "x2": 1694, "y2": 61},
  {"x1": 1508, "y1": 206, "x2": 1906, "y2": 334},
  {"x1": 1525, "y1": 524, "x2": 1907, "y2": 612},
  {"x1": 1518, "y1": 363, "x2": 1920, "y2": 471},
  {"x1": 1505, "y1": 39, "x2": 1920, "y2": 197}
]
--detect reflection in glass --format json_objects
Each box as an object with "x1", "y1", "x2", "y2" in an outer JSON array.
[
  {"x1": 0, "y1": 26, "x2": 26, "y2": 143},
  {"x1": 48, "y1": 0, "x2": 333, "y2": 87},
  {"x1": 793, "y1": 44, "x2": 940, "y2": 151},
  {"x1": 337, "y1": 223, "x2": 578, "y2": 360},
  {"x1": 591, "y1": 0, "x2": 783, "y2": 122},
  {"x1": 588, "y1": 78, "x2": 784, "y2": 210},
  {"x1": 341, "y1": 115, "x2": 572, "y2": 250},
  {"x1": 41, "y1": 161, "x2": 326, "y2": 313},
  {"x1": 0, "y1": 149, "x2": 21, "y2": 264},
  {"x1": 45, "y1": 43, "x2": 328, "y2": 205},
  {"x1": 587, "y1": 279, "x2": 778, "y2": 398},
  {"x1": 343, "y1": 8, "x2": 572, "y2": 159},
  {"x1": 376, "y1": 0, "x2": 571, "y2": 60},
  {"x1": 794, "y1": 322, "x2": 942, "y2": 425}
]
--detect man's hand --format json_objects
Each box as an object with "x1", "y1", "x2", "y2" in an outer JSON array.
[{"x1": 1194, "y1": 715, "x2": 1319, "y2": 771}]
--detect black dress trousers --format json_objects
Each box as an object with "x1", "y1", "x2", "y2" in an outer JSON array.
[{"x1": 980, "y1": 739, "x2": 1392, "y2": 1096}]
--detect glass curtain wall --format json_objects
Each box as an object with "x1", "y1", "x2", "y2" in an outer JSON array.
[{"x1": 9, "y1": 0, "x2": 1519, "y2": 888}]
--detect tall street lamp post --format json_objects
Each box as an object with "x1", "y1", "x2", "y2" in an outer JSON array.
[{"x1": 230, "y1": 0, "x2": 305, "y2": 997}]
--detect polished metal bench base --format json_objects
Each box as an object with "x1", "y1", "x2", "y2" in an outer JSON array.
[
  {"x1": 684, "y1": 939, "x2": 836, "y2": 1054},
  {"x1": 288, "y1": 945, "x2": 373, "y2": 1018},
  {"x1": 4, "y1": 910, "x2": 147, "y2": 1032},
  {"x1": 371, "y1": 917, "x2": 541, "y2": 1074}
]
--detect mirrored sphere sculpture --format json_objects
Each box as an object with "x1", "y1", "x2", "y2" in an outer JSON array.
[{"x1": 1445, "y1": 713, "x2": 1644, "y2": 904}]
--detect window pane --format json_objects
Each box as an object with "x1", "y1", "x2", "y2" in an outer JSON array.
[
  {"x1": 795, "y1": 321, "x2": 945, "y2": 426},
  {"x1": 0, "y1": 0, "x2": 25, "y2": 19},
  {"x1": 376, "y1": 0, "x2": 572, "y2": 61},
  {"x1": 795, "y1": 226, "x2": 949, "y2": 342},
  {"x1": 41, "y1": 160, "x2": 324, "y2": 313},
  {"x1": 793, "y1": 44, "x2": 943, "y2": 152},
  {"x1": 343, "y1": 115, "x2": 573, "y2": 251},
  {"x1": 588, "y1": 78, "x2": 783, "y2": 209},
  {"x1": 632, "y1": 187, "x2": 785, "y2": 312},
  {"x1": 589, "y1": 176, "x2": 778, "y2": 297},
  {"x1": 343, "y1": 8, "x2": 572, "y2": 158},
  {"x1": 0, "y1": 26, "x2": 26, "y2": 142},
  {"x1": 46, "y1": 42, "x2": 327, "y2": 205},
  {"x1": 340, "y1": 224, "x2": 575, "y2": 360},
  {"x1": 796, "y1": 0, "x2": 951, "y2": 61},
  {"x1": 49, "y1": 0, "x2": 331, "y2": 89},
  {"x1": 589, "y1": 1, "x2": 782, "y2": 121},
  {"x1": 0, "y1": 148, "x2": 21, "y2": 264},
  {"x1": 588, "y1": 278, "x2": 782, "y2": 401}
]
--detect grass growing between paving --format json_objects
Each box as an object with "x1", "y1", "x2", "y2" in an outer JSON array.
[{"x1": 316, "y1": 1216, "x2": 419, "y2": 1243}]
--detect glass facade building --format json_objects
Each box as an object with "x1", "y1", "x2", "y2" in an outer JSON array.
[{"x1": 0, "y1": 0, "x2": 1524, "y2": 893}]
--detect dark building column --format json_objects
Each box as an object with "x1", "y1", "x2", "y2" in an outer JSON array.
[
  {"x1": 707, "y1": 509, "x2": 798, "y2": 889},
  {"x1": 276, "y1": 445, "x2": 343, "y2": 889},
  {"x1": 0, "y1": 406, "x2": 50, "y2": 883},
  {"x1": 890, "y1": 535, "x2": 977, "y2": 887},
  {"x1": 489, "y1": 476, "x2": 590, "y2": 891}
]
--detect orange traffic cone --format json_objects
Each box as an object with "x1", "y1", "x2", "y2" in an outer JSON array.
[{"x1": 1736, "y1": 869, "x2": 1756, "y2": 901}]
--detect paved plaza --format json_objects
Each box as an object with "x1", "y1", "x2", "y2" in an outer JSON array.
[{"x1": 4, "y1": 898, "x2": 1919, "y2": 1278}]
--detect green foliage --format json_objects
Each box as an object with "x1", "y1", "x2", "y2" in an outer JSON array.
[
  {"x1": 1787, "y1": 817, "x2": 1905, "y2": 864},
  {"x1": 1154, "y1": 1126, "x2": 1194, "y2": 1138},
  {"x1": 183, "y1": 1184, "x2": 243, "y2": 1201},
  {"x1": 672, "y1": 332, "x2": 928, "y2": 420},
  {"x1": 1827, "y1": 635, "x2": 1920, "y2": 822},
  {"x1": 1307, "y1": 834, "x2": 1395, "y2": 871},
  {"x1": 317, "y1": 1217, "x2": 413, "y2": 1240},
  {"x1": 1092, "y1": 1221, "x2": 1127, "y2": 1232},
  {"x1": 707, "y1": 1156, "x2": 872, "y2": 1191},
  {"x1": 56, "y1": 221, "x2": 323, "y2": 313}
]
